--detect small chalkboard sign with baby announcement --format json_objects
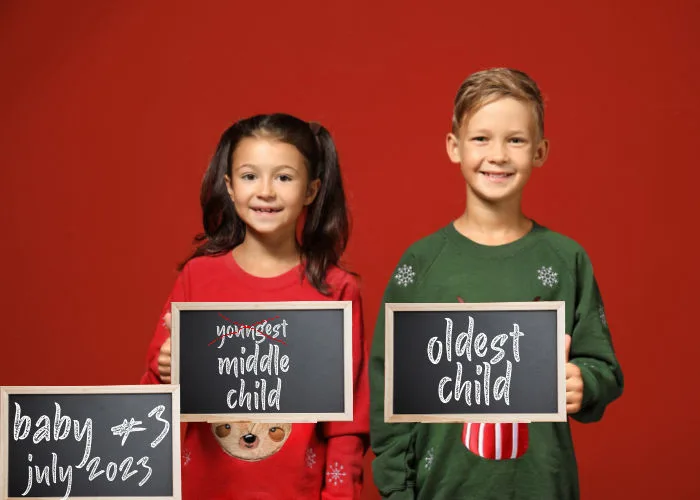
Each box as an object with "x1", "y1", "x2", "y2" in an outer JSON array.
[
  {"x1": 385, "y1": 301, "x2": 566, "y2": 423},
  {"x1": 171, "y1": 301, "x2": 353, "y2": 423},
  {"x1": 1, "y1": 385, "x2": 180, "y2": 500}
]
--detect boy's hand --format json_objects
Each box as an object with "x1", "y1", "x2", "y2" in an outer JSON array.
[
  {"x1": 158, "y1": 313, "x2": 172, "y2": 383},
  {"x1": 565, "y1": 334, "x2": 584, "y2": 414}
]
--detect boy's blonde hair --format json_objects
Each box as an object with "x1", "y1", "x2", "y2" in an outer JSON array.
[{"x1": 451, "y1": 68, "x2": 545, "y2": 139}]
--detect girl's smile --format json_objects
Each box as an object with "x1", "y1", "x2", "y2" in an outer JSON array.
[{"x1": 250, "y1": 206, "x2": 283, "y2": 214}]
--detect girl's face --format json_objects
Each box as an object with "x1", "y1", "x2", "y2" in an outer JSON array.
[
  {"x1": 446, "y1": 97, "x2": 548, "y2": 206},
  {"x1": 226, "y1": 136, "x2": 320, "y2": 240}
]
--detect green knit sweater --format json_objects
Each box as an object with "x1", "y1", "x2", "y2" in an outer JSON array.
[{"x1": 369, "y1": 222, "x2": 624, "y2": 500}]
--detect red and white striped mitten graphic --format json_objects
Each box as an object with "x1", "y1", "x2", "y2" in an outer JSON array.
[{"x1": 462, "y1": 422, "x2": 529, "y2": 460}]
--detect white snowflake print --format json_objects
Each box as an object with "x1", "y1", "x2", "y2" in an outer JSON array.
[
  {"x1": 326, "y1": 462, "x2": 347, "y2": 486},
  {"x1": 599, "y1": 305, "x2": 608, "y2": 328},
  {"x1": 537, "y1": 266, "x2": 559, "y2": 288},
  {"x1": 424, "y1": 447, "x2": 435, "y2": 470},
  {"x1": 305, "y1": 447, "x2": 316, "y2": 468},
  {"x1": 394, "y1": 264, "x2": 415, "y2": 287},
  {"x1": 182, "y1": 449, "x2": 191, "y2": 466}
]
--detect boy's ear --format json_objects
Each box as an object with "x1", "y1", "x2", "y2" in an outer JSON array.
[
  {"x1": 224, "y1": 175, "x2": 234, "y2": 201},
  {"x1": 446, "y1": 133, "x2": 461, "y2": 164},
  {"x1": 533, "y1": 138, "x2": 550, "y2": 167},
  {"x1": 304, "y1": 179, "x2": 321, "y2": 206}
]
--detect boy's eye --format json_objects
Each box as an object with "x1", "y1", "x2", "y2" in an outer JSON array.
[
  {"x1": 471, "y1": 136, "x2": 488, "y2": 142},
  {"x1": 509, "y1": 137, "x2": 526, "y2": 144}
]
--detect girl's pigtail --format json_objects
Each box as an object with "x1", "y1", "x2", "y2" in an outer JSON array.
[
  {"x1": 178, "y1": 129, "x2": 245, "y2": 270},
  {"x1": 301, "y1": 123, "x2": 350, "y2": 294}
]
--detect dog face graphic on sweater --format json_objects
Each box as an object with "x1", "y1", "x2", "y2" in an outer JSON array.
[{"x1": 212, "y1": 422, "x2": 292, "y2": 461}]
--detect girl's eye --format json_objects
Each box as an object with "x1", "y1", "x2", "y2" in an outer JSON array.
[
  {"x1": 278, "y1": 174, "x2": 292, "y2": 182},
  {"x1": 241, "y1": 173, "x2": 256, "y2": 181}
]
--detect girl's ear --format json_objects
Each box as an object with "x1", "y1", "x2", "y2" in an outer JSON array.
[
  {"x1": 224, "y1": 175, "x2": 234, "y2": 201},
  {"x1": 304, "y1": 179, "x2": 321, "y2": 206},
  {"x1": 533, "y1": 138, "x2": 550, "y2": 167},
  {"x1": 446, "y1": 133, "x2": 462, "y2": 164}
]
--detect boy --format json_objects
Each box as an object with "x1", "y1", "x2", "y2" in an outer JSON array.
[{"x1": 369, "y1": 68, "x2": 623, "y2": 499}]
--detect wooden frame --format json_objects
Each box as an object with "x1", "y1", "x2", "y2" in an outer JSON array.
[
  {"x1": 1, "y1": 384, "x2": 181, "y2": 500},
  {"x1": 171, "y1": 301, "x2": 353, "y2": 423},
  {"x1": 384, "y1": 301, "x2": 567, "y2": 423}
]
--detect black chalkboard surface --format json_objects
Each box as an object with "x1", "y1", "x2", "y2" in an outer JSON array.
[
  {"x1": 1, "y1": 385, "x2": 180, "y2": 499},
  {"x1": 385, "y1": 302, "x2": 566, "y2": 423},
  {"x1": 171, "y1": 302, "x2": 352, "y2": 423}
]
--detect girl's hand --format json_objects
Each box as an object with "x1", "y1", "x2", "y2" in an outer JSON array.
[
  {"x1": 565, "y1": 334, "x2": 584, "y2": 414},
  {"x1": 158, "y1": 313, "x2": 172, "y2": 383}
]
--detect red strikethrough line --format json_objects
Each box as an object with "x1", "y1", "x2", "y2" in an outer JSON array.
[{"x1": 207, "y1": 313, "x2": 287, "y2": 346}]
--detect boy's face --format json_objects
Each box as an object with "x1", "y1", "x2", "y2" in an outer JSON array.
[{"x1": 446, "y1": 97, "x2": 548, "y2": 205}]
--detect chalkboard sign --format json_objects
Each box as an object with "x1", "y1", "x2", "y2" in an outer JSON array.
[
  {"x1": 1, "y1": 385, "x2": 180, "y2": 499},
  {"x1": 385, "y1": 302, "x2": 566, "y2": 423},
  {"x1": 171, "y1": 301, "x2": 352, "y2": 423}
]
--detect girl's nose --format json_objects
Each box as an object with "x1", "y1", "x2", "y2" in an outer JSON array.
[{"x1": 257, "y1": 179, "x2": 275, "y2": 198}]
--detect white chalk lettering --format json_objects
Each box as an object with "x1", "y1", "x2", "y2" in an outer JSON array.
[
  {"x1": 148, "y1": 404, "x2": 170, "y2": 448},
  {"x1": 509, "y1": 324, "x2": 524, "y2": 362},
  {"x1": 217, "y1": 344, "x2": 285, "y2": 378},
  {"x1": 427, "y1": 336, "x2": 442, "y2": 364},
  {"x1": 226, "y1": 377, "x2": 282, "y2": 411},
  {"x1": 489, "y1": 334, "x2": 508, "y2": 364},
  {"x1": 22, "y1": 452, "x2": 74, "y2": 500},
  {"x1": 216, "y1": 317, "x2": 290, "y2": 347},
  {"x1": 438, "y1": 377, "x2": 452, "y2": 403},
  {"x1": 428, "y1": 317, "x2": 523, "y2": 407}
]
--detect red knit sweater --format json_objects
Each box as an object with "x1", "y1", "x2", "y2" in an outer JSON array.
[{"x1": 141, "y1": 254, "x2": 369, "y2": 499}]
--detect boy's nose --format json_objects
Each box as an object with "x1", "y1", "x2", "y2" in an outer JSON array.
[{"x1": 487, "y1": 145, "x2": 509, "y2": 164}]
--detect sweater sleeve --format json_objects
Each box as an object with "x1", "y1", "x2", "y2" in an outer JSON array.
[
  {"x1": 568, "y1": 251, "x2": 624, "y2": 423},
  {"x1": 369, "y1": 253, "x2": 418, "y2": 500},
  {"x1": 140, "y1": 266, "x2": 189, "y2": 385},
  {"x1": 322, "y1": 276, "x2": 370, "y2": 499}
]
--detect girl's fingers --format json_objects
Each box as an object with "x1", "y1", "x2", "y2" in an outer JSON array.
[
  {"x1": 162, "y1": 313, "x2": 172, "y2": 332},
  {"x1": 161, "y1": 338, "x2": 171, "y2": 355}
]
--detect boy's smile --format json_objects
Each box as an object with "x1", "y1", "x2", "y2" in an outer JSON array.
[
  {"x1": 446, "y1": 96, "x2": 548, "y2": 205},
  {"x1": 480, "y1": 171, "x2": 515, "y2": 183}
]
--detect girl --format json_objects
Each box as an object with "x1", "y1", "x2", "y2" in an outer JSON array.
[{"x1": 141, "y1": 114, "x2": 369, "y2": 499}]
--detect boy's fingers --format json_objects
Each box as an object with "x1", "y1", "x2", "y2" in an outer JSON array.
[
  {"x1": 161, "y1": 337, "x2": 171, "y2": 354},
  {"x1": 566, "y1": 403, "x2": 581, "y2": 414},
  {"x1": 565, "y1": 334, "x2": 572, "y2": 362},
  {"x1": 565, "y1": 362, "x2": 580, "y2": 379}
]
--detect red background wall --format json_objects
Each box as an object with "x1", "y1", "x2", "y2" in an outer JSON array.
[{"x1": 1, "y1": 1, "x2": 698, "y2": 498}]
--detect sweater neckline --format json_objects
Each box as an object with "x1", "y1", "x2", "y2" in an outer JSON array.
[
  {"x1": 223, "y1": 251, "x2": 305, "y2": 291},
  {"x1": 443, "y1": 219, "x2": 544, "y2": 259}
]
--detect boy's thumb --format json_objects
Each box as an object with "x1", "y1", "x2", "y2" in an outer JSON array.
[{"x1": 565, "y1": 334, "x2": 572, "y2": 362}]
